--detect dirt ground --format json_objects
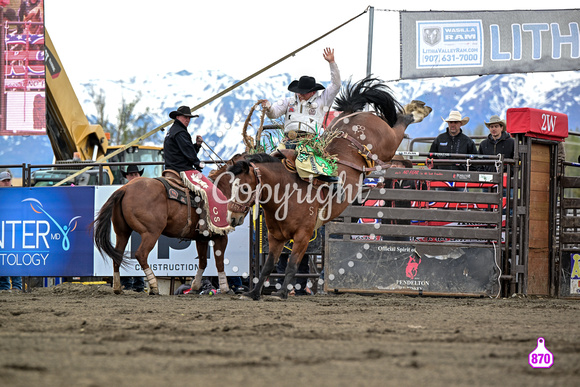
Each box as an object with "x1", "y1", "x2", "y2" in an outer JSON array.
[{"x1": 0, "y1": 283, "x2": 579, "y2": 387}]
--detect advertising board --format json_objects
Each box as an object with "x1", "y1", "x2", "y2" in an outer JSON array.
[{"x1": 0, "y1": 186, "x2": 250, "y2": 278}]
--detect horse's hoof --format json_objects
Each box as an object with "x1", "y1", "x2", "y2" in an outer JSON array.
[
  {"x1": 239, "y1": 291, "x2": 260, "y2": 301},
  {"x1": 148, "y1": 289, "x2": 160, "y2": 296},
  {"x1": 113, "y1": 289, "x2": 122, "y2": 295},
  {"x1": 270, "y1": 290, "x2": 288, "y2": 300}
]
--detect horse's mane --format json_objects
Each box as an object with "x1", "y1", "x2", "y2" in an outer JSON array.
[
  {"x1": 334, "y1": 76, "x2": 403, "y2": 127},
  {"x1": 228, "y1": 153, "x2": 280, "y2": 176},
  {"x1": 208, "y1": 153, "x2": 244, "y2": 181}
]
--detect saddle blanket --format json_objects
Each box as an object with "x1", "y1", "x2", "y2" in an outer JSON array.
[{"x1": 181, "y1": 170, "x2": 230, "y2": 231}]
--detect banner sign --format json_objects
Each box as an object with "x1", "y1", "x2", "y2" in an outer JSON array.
[
  {"x1": 326, "y1": 240, "x2": 499, "y2": 296},
  {"x1": 400, "y1": 10, "x2": 580, "y2": 79},
  {"x1": 1, "y1": 186, "x2": 250, "y2": 278},
  {"x1": 1, "y1": 29, "x2": 46, "y2": 135}
]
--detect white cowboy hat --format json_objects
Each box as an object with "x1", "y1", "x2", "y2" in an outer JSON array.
[
  {"x1": 441, "y1": 110, "x2": 469, "y2": 126},
  {"x1": 484, "y1": 115, "x2": 506, "y2": 129}
]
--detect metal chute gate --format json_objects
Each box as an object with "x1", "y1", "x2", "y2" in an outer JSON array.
[
  {"x1": 249, "y1": 154, "x2": 511, "y2": 297},
  {"x1": 324, "y1": 156, "x2": 507, "y2": 297},
  {"x1": 248, "y1": 123, "x2": 578, "y2": 298}
]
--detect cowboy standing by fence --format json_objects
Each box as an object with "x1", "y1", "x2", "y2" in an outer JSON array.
[
  {"x1": 429, "y1": 110, "x2": 477, "y2": 171},
  {"x1": 478, "y1": 115, "x2": 514, "y2": 172},
  {"x1": 120, "y1": 165, "x2": 146, "y2": 292}
]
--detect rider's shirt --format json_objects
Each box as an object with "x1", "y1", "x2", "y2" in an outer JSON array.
[
  {"x1": 266, "y1": 61, "x2": 341, "y2": 134},
  {"x1": 163, "y1": 119, "x2": 202, "y2": 172}
]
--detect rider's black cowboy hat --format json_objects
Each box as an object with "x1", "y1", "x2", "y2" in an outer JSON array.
[
  {"x1": 121, "y1": 164, "x2": 144, "y2": 178},
  {"x1": 169, "y1": 106, "x2": 199, "y2": 119},
  {"x1": 288, "y1": 76, "x2": 325, "y2": 94}
]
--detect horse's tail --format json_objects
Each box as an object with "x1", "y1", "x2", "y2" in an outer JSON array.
[
  {"x1": 92, "y1": 189, "x2": 126, "y2": 267},
  {"x1": 334, "y1": 76, "x2": 403, "y2": 127}
]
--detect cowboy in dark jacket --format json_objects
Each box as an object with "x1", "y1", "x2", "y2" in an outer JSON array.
[
  {"x1": 478, "y1": 115, "x2": 515, "y2": 172},
  {"x1": 163, "y1": 106, "x2": 203, "y2": 172},
  {"x1": 429, "y1": 111, "x2": 477, "y2": 171}
]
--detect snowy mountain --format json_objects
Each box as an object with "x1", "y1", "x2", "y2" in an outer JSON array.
[
  {"x1": 390, "y1": 72, "x2": 580, "y2": 140},
  {"x1": 79, "y1": 69, "x2": 580, "y2": 157},
  {"x1": 2, "y1": 70, "x2": 580, "y2": 173}
]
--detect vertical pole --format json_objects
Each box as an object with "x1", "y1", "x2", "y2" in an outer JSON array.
[{"x1": 366, "y1": 6, "x2": 374, "y2": 77}]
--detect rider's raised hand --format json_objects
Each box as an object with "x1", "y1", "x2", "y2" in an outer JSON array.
[
  {"x1": 261, "y1": 99, "x2": 271, "y2": 110},
  {"x1": 323, "y1": 48, "x2": 335, "y2": 63}
]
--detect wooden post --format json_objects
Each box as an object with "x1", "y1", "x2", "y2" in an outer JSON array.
[{"x1": 527, "y1": 143, "x2": 551, "y2": 295}]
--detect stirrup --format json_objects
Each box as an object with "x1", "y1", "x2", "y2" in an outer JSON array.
[{"x1": 317, "y1": 175, "x2": 339, "y2": 183}]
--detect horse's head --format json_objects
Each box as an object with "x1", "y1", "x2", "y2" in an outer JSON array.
[
  {"x1": 225, "y1": 158, "x2": 261, "y2": 227},
  {"x1": 225, "y1": 153, "x2": 281, "y2": 227},
  {"x1": 208, "y1": 153, "x2": 247, "y2": 199}
]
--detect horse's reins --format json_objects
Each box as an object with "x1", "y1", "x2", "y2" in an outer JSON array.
[
  {"x1": 200, "y1": 141, "x2": 227, "y2": 168},
  {"x1": 326, "y1": 111, "x2": 390, "y2": 174}
]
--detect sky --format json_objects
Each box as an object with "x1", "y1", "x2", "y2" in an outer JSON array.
[{"x1": 45, "y1": 0, "x2": 579, "y2": 94}]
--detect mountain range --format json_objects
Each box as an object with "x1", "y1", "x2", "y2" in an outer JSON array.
[{"x1": 2, "y1": 69, "x2": 580, "y2": 174}]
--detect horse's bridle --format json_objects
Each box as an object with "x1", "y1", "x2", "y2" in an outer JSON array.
[{"x1": 227, "y1": 162, "x2": 262, "y2": 214}]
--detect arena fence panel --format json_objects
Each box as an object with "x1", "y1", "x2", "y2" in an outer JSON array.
[{"x1": 325, "y1": 161, "x2": 505, "y2": 297}]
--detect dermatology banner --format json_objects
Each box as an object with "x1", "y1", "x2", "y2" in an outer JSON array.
[
  {"x1": 0, "y1": 187, "x2": 95, "y2": 276},
  {"x1": 0, "y1": 186, "x2": 250, "y2": 277},
  {"x1": 400, "y1": 10, "x2": 580, "y2": 79}
]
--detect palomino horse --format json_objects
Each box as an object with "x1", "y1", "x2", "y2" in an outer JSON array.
[
  {"x1": 226, "y1": 77, "x2": 432, "y2": 299},
  {"x1": 93, "y1": 156, "x2": 243, "y2": 295}
]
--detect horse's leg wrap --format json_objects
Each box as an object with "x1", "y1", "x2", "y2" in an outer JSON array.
[
  {"x1": 113, "y1": 272, "x2": 122, "y2": 294},
  {"x1": 144, "y1": 267, "x2": 158, "y2": 295},
  {"x1": 218, "y1": 271, "x2": 230, "y2": 294},
  {"x1": 191, "y1": 268, "x2": 204, "y2": 290}
]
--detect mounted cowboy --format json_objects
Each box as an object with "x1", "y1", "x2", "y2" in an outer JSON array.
[
  {"x1": 163, "y1": 106, "x2": 231, "y2": 235},
  {"x1": 163, "y1": 105, "x2": 203, "y2": 174},
  {"x1": 261, "y1": 47, "x2": 341, "y2": 183}
]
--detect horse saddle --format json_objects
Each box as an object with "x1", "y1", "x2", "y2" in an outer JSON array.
[
  {"x1": 158, "y1": 169, "x2": 232, "y2": 237},
  {"x1": 156, "y1": 171, "x2": 195, "y2": 207}
]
